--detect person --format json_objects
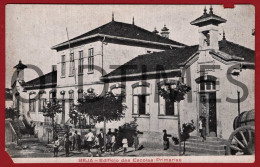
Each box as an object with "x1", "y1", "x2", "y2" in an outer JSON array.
[
  {"x1": 75, "y1": 131, "x2": 82, "y2": 152},
  {"x1": 53, "y1": 136, "x2": 60, "y2": 157},
  {"x1": 68, "y1": 132, "x2": 74, "y2": 151},
  {"x1": 85, "y1": 129, "x2": 94, "y2": 152},
  {"x1": 107, "y1": 128, "x2": 112, "y2": 136},
  {"x1": 64, "y1": 133, "x2": 70, "y2": 157},
  {"x1": 201, "y1": 116, "x2": 207, "y2": 141},
  {"x1": 106, "y1": 133, "x2": 112, "y2": 152},
  {"x1": 97, "y1": 129, "x2": 104, "y2": 152},
  {"x1": 122, "y1": 136, "x2": 128, "y2": 154},
  {"x1": 111, "y1": 132, "x2": 116, "y2": 153},
  {"x1": 116, "y1": 127, "x2": 124, "y2": 150},
  {"x1": 163, "y1": 129, "x2": 170, "y2": 150},
  {"x1": 113, "y1": 128, "x2": 119, "y2": 151},
  {"x1": 93, "y1": 135, "x2": 100, "y2": 149},
  {"x1": 199, "y1": 116, "x2": 203, "y2": 141},
  {"x1": 133, "y1": 132, "x2": 139, "y2": 151}
]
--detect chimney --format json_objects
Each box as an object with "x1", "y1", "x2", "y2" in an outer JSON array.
[
  {"x1": 160, "y1": 25, "x2": 170, "y2": 38},
  {"x1": 52, "y1": 65, "x2": 57, "y2": 71}
]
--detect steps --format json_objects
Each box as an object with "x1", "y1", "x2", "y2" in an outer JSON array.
[
  {"x1": 172, "y1": 136, "x2": 227, "y2": 155},
  {"x1": 139, "y1": 132, "x2": 227, "y2": 155}
]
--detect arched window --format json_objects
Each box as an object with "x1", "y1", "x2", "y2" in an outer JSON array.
[
  {"x1": 110, "y1": 84, "x2": 126, "y2": 96},
  {"x1": 39, "y1": 90, "x2": 46, "y2": 112},
  {"x1": 158, "y1": 80, "x2": 178, "y2": 116},
  {"x1": 195, "y1": 75, "x2": 217, "y2": 92},
  {"x1": 132, "y1": 82, "x2": 151, "y2": 115},
  {"x1": 49, "y1": 89, "x2": 57, "y2": 102}
]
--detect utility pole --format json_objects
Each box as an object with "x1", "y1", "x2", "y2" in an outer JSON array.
[
  {"x1": 177, "y1": 102, "x2": 181, "y2": 156},
  {"x1": 237, "y1": 91, "x2": 240, "y2": 116}
]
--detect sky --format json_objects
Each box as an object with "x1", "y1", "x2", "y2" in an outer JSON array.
[{"x1": 5, "y1": 4, "x2": 255, "y2": 88}]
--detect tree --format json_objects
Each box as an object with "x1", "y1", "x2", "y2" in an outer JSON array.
[
  {"x1": 41, "y1": 100, "x2": 62, "y2": 138},
  {"x1": 158, "y1": 80, "x2": 191, "y2": 155},
  {"x1": 76, "y1": 88, "x2": 127, "y2": 151}
]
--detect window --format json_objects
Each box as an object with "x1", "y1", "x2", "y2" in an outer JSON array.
[
  {"x1": 78, "y1": 51, "x2": 84, "y2": 74},
  {"x1": 61, "y1": 55, "x2": 66, "y2": 77},
  {"x1": 132, "y1": 83, "x2": 151, "y2": 115},
  {"x1": 69, "y1": 53, "x2": 75, "y2": 76},
  {"x1": 159, "y1": 96, "x2": 175, "y2": 116},
  {"x1": 165, "y1": 99, "x2": 175, "y2": 115},
  {"x1": 138, "y1": 95, "x2": 146, "y2": 115},
  {"x1": 133, "y1": 95, "x2": 150, "y2": 115},
  {"x1": 203, "y1": 31, "x2": 210, "y2": 46},
  {"x1": 39, "y1": 98, "x2": 47, "y2": 112},
  {"x1": 199, "y1": 81, "x2": 216, "y2": 91},
  {"x1": 49, "y1": 91, "x2": 56, "y2": 102},
  {"x1": 88, "y1": 48, "x2": 94, "y2": 72},
  {"x1": 29, "y1": 99, "x2": 36, "y2": 112}
]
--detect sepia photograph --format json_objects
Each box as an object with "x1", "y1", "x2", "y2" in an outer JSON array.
[{"x1": 5, "y1": 4, "x2": 255, "y2": 163}]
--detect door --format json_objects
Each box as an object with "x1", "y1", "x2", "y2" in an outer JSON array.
[
  {"x1": 199, "y1": 92, "x2": 217, "y2": 136},
  {"x1": 208, "y1": 92, "x2": 217, "y2": 136},
  {"x1": 61, "y1": 100, "x2": 65, "y2": 124}
]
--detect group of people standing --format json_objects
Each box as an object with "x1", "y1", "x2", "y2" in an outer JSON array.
[{"x1": 54, "y1": 127, "x2": 139, "y2": 157}]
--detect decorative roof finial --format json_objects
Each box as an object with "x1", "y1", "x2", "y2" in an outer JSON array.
[
  {"x1": 132, "y1": 16, "x2": 135, "y2": 25},
  {"x1": 112, "y1": 12, "x2": 114, "y2": 21},
  {"x1": 204, "y1": 6, "x2": 207, "y2": 15},
  {"x1": 223, "y1": 29, "x2": 226, "y2": 40},
  {"x1": 152, "y1": 27, "x2": 159, "y2": 34},
  {"x1": 209, "y1": 5, "x2": 213, "y2": 14}
]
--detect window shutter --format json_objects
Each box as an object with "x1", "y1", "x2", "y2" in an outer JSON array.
[
  {"x1": 133, "y1": 96, "x2": 138, "y2": 114},
  {"x1": 146, "y1": 95, "x2": 150, "y2": 114},
  {"x1": 174, "y1": 102, "x2": 178, "y2": 115},
  {"x1": 159, "y1": 96, "x2": 165, "y2": 115}
]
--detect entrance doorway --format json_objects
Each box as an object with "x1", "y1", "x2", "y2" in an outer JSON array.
[{"x1": 199, "y1": 92, "x2": 217, "y2": 136}]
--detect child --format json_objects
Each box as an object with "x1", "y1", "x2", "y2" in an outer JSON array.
[
  {"x1": 122, "y1": 137, "x2": 128, "y2": 154},
  {"x1": 133, "y1": 133, "x2": 139, "y2": 151},
  {"x1": 53, "y1": 136, "x2": 60, "y2": 157}
]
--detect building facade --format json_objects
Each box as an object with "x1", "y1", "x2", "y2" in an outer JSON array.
[{"x1": 12, "y1": 7, "x2": 254, "y2": 141}]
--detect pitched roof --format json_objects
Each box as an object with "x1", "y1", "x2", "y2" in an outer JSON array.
[
  {"x1": 104, "y1": 40, "x2": 255, "y2": 78},
  {"x1": 24, "y1": 71, "x2": 57, "y2": 89},
  {"x1": 218, "y1": 40, "x2": 255, "y2": 63},
  {"x1": 104, "y1": 45, "x2": 199, "y2": 78},
  {"x1": 14, "y1": 60, "x2": 27, "y2": 69},
  {"x1": 190, "y1": 8, "x2": 226, "y2": 27},
  {"x1": 52, "y1": 21, "x2": 186, "y2": 50}
]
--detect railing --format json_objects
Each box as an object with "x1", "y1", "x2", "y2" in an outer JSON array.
[{"x1": 5, "y1": 120, "x2": 19, "y2": 144}]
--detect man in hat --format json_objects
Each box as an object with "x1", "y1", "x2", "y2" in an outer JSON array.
[{"x1": 163, "y1": 129, "x2": 170, "y2": 150}]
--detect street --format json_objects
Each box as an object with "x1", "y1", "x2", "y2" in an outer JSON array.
[{"x1": 5, "y1": 139, "x2": 207, "y2": 158}]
